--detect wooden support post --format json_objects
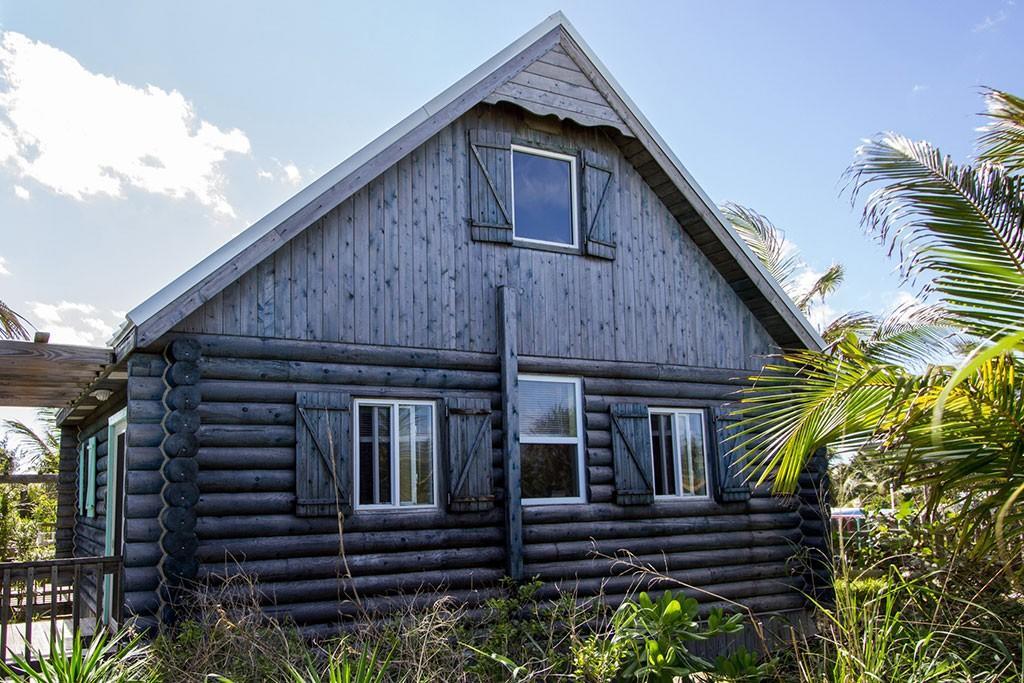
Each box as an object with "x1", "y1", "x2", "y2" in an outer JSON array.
[{"x1": 498, "y1": 286, "x2": 523, "y2": 580}]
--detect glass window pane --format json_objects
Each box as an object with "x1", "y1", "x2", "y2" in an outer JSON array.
[
  {"x1": 520, "y1": 380, "x2": 576, "y2": 437},
  {"x1": 680, "y1": 412, "x2": 707, "y2": 496},
  {"x1": 522, "y1": 443, "x2": 579, "y2": 499},
  {"x1": 651, "y1": 413, "x2": 677, "y2": 496},
  {"x1": 513, "y1": 150, "x2": 574, "y2": 245},
  {"x1": 358, "y1": 405, "x2": 392, "y2": 505},
  {"x1": 398, "y1": 404, "x2": 435, "y2": 506}
]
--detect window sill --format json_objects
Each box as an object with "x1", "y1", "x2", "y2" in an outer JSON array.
[{"x1": 511, "y1": 238, "x2": 581, "y2": 256}]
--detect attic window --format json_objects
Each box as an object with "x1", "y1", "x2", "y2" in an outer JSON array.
[{"x1": 511, "y1": 146, "x2": 578, "y2": 248}]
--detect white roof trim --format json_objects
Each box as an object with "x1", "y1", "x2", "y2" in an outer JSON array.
[{"x1": 124, "y1": 11, "x2": 822, "y2": 351}]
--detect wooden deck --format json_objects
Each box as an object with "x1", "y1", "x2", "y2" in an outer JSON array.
[{"x1": 1, "y1": 555, "x2": 121, "y2": 664}]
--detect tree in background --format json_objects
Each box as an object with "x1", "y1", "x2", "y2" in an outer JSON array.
[
  {"x1": 0, "y1": 410, "x2": 59, "y2": 560},
  {"x1": 735, "y1": 88, "x2": 1024, "y2": 563}
]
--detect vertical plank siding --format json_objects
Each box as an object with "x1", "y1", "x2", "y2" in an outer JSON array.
[{"x1": 177, "y1": 105, "x2": 776, "y2": 369}]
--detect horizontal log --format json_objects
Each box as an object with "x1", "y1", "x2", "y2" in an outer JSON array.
[
  {"x1": 125, "y1": 567, "x2": 159, "y2": 592},
  {"x1": 583, "y1": 378, "x2": 739, "y2": 401},
  {"x1": 198, "y1": 469, "x2": 295, "y2": 493},
  {"x1": 127, "y1": 400, "x2": 165, "y2": 421},
  {"x1": 197, "y1": 378, "x2": 498, "y2": 406},
  {"x1": 199, "y1": 357, "x2": 499, "y2": 390},
  {"x1": 199, "y1": 402, "x2": 294, "y2": 426},
  {"x1": 197, "y1": 424, "x2": 295, "y2": 447},
  {"x1": 523, "y1": 527, "x2": 803, "y2": 564},
  {"x1": 586, "y1": 429, "x2": 610, "y2": 448},
  {"x1": 181, "y1": 334, "x2": 499, "y2": 370},
  {"x1": 523, "y1": 498, "x2": 796, "y2": 525},
  {"x1": 172, "y1": 334, "x2": 755, "y2": 387},
  {"x1": 197, "y1": 526, "x2": 503, "y2": 562},
  {"x1": 587, "y1": 447, "x2": 612, "y2": 467},
  {"x1": 532, "y1": 562, "x2": 798, "y2": 600},
  {"x1": 226, "y1": 567, "x2": 505, "y2": 605},
  {"x1": 124, "y1": 541, "x2": 161, "y2": 568},
  {"x1": 263, "y1": 587, "x2": 501, "y2": 625},
  {"x1": 526, "y1": 544, "x2": 797, "y2": 581},
  {"x1": 128, "y1": 424, "x2": 165, "y2": 448},
  {"x1": 523, "y1": 513, "x2": 802, "y2": 544},
  {"x1": 201, "y1": 546, "x2": 504, "y2": 583},
  {"x1": 194, "y1": 509, "x2": 503, "y2": 539},
  {"x1": 124, "y1": 590, "x2": 158, "y2": 615},
  {"x1": 197, "y1": 447, "x2": 295, "y2": 470},
  {"x1": 589, "y1": 466, "x2": 613, "y2": 486}
]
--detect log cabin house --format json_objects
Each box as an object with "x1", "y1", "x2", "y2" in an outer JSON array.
[{"x1": 0, "y1": 12, "x2": 828, "y2": 645}]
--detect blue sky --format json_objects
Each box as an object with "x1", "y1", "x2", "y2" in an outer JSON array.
[{"x1": 0, "y1": 1, "x2": 1021, "y2": 429}]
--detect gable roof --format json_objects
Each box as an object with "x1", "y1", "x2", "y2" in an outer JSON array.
[{"x1": 120, "y1": 11, "x2": 823, "y2": 354}]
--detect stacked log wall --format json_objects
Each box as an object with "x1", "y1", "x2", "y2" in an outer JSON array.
[{"x1": 160, "y1": 334, "x2": 810, "y2": 628}]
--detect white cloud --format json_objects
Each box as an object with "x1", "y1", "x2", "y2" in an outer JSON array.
[
  {"x1": 911, "y1": 84, "x2": 928, "y2": 94},
  {"x1": 13, "y1": 184, "x2": 29, "y2": 199},
  {"x1": 257, "y1": 159, "x2": 303, "y2": 185},
  {"x1": 974, "y1": 9, "x2": 1007, "y2": 32},
  {"x1": 0, "y1": 31, "x2": 250, "y2": 216},
  {"x1": 0, "y1": 256, "x2": 9, "y2": 276},
  {"x1": 282, "y1": 162, "x2": 301, "y2": 185},
  {"x1": 26, "y1": 300, "x2": 117, "y2": 346}
]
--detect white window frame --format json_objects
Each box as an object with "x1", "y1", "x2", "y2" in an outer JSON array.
[
  {"x1": 510, "y1": 144, "x2": 579, "y2": 249},
  {"x1": 519, "y1": 374, "x2": 586, "y2": 506},
  {"x1": 649, "y1": 408, "x2": 712, "y2": 500},
  {"x1": 352, "y1": 398, "x2": 439, "y2": 511},
  {"x1": 103, "y1": 407, "x2": 127, "y2": 626}
]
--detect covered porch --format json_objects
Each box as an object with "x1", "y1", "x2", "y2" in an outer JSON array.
[{"x1": 0, "y1": 338, "x2": 123, "y2": 665}]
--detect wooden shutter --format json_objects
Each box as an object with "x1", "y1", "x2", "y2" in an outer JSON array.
[
  {"x1": 713, "y1": 406, "x2": 752, "y2": 503},
  {"x1": 580, "y1": 149, "x2": 616, "y2": 260},
  {"x1": 611, "y1": 403, "x2": 654, "y2": 505},
  {"x1": 468, "y1": 128, "x2": 514, "y2": 243},
  {"x1": 446, "y1": 397, "x2": 495, "y2": 512},
  {"x1": 295, "y1": 391, "x2": 352, "y2": 516},
  {"x1": 85, "y1": 436, "x2": 97, "y2": 518}
]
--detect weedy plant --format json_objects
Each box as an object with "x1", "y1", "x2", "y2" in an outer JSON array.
[{"x1": 611, "y1": 591, "x2": 769, "y2": 682}]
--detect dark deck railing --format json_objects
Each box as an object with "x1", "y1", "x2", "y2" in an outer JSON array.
[{"x1": 0, "y1": 555, "x2": 122, "y2": 663}]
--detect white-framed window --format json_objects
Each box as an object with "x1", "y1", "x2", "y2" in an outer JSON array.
[
  {"x1": 649, "y1": 408, "x2": 710, "y2": 498},
  {"x1": 353, "y1": 399, "x2": 438, "y2": 510},
  {"x1": 511, "y1": 145, "x2": 579, "y2": 248},
  {"x1": 519, "y1": 375, "x2": 586, "y2": 505}
]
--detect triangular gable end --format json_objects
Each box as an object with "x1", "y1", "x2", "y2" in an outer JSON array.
[
  {"x1": 122, "y1": 12, "x2": 822, "y2": 355},
  {"x1": 483, "y1": 43, "x2": 630, "y2": 137}
]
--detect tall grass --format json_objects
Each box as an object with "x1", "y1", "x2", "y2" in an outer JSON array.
[{"x1": 786, "y1": 541, "x2": 1024, "y2": 682}]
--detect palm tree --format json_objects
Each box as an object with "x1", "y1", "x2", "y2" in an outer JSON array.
[
  {"x1": 3, "y1": 409, "x2": 59, "y2": 474},
  {"x1": 722, "y1": 203, "x2": 870, "y2": 343},
  {"x1": 735, "y1": 87, "x2": 1024, "y2": 560}
]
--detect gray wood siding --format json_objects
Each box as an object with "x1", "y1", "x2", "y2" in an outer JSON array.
[
  {"x1": 132, "y1": 334, "x2": 810, "y2": 630},
  {"x1": 177, "y1": 104, "x2": 776, "y2": 370},
  {"x1": 483, "y1": 44, "x2": 629, "y2": 135}
]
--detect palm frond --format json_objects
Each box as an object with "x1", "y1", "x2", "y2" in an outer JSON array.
[
  {"x1": 721, "y1": 203, "x2": 803, "y2": 291},
  {"x1": 821, "y1": 311, "x2": 877, "y2": 344},
  {"x1": 978, "y1": 87, "x2": 1024, "y2": 175},
  {"x1": 0, "y1": 297, "x2": 29, "y2": 340},
  {"x1": 794, "y1": 262, "x2": 845, "y2": 313},
  {"x1": 846, "y1": 133, "x2": 1024, "y2": 339},
  {"x1": 864, "y1": 303, "x2": 963, "y2": 368}
]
